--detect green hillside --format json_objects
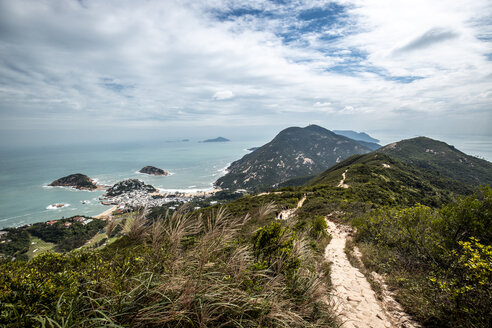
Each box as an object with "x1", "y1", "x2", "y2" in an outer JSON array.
[
  {"x1": 306, "y1": 152, "x2": 473, "y2": 207},
  {"x1": 378, "y1": 137, "x2": 492, "y2": 186},
  {"x1": 215, "y1": 125, "x2": 371, "y2": 191}
]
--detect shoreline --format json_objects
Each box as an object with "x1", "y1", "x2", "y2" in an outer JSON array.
[{"x1": 94, "y1": 205, "x2": 117, "y2": 219}]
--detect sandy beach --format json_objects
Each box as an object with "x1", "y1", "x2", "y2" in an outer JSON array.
[{"x1": 94, "y1": 205, "x2": 117, "y2": 219}]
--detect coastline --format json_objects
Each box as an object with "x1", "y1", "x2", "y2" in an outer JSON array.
[{"x1": 94, "y1": 205, "x2": 117, "y2": 219}]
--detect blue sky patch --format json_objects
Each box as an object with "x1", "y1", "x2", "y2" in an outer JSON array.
[
  {"x1": 212, "y1": 7, "x2": 273, "y2": 21},
  {"x1": 101, "y1": 78, "x2": 132, "y2": 93}
]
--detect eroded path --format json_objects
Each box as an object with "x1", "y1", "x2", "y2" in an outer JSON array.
[
  {"x1": 325, "y1": 219, "x2": 391, "y2": 328},
  {"x1": 337, "y1": 169, "x2": 349, "y2": 188},
  {"x1": 276, "y1": 195, "x2": 307, "y2": 220},
  {"x1": 325, "y1": 219, "x2": 419, "y2": 328}
]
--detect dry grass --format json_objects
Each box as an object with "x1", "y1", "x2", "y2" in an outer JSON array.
[
  {"x1": 123, "y1": 211, "x2": 148, "y2": 241},
  {"x1": 14, "y1": 203, "x2": 338, "y2": 328},
  {"x1": 105, "y1": 219, "x2": 120, "y2": 239},
  {"x1": 257, "y1": 201, "x2": 277, "y2": 220}
]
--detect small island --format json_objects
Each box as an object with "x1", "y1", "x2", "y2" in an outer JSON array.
[
  {"x1": 105, "y1": 179, "x2": 157, "y2": 197},
  {"x1": 49, "y1": 173, "x2": 103, "y2": 190},
  {"x1": 139, "y1": 166, "x2": 168, "y2": 176},
  {"x1": 201, "y1": 137, "x2": 230, "y2": 143}
]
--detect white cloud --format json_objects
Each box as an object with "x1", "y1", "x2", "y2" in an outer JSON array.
[
  {"x1": 314, "y1": 101, "x2": 331, "y2": 107},
  {"x1": 0, "y1": 0, "x2": 490, "y2": 141},
  {"x1": 213, "y1": 90, "x2": 234, "y2": 100}
]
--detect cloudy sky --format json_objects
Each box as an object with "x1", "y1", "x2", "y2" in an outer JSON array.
[{"x1": 0, "y1": 0, "x2": 491, "y2": 145}]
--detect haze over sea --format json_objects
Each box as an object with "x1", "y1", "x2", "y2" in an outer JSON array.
[{"x1": 1, "y1": 133, "x2": 490, "y2": 229}]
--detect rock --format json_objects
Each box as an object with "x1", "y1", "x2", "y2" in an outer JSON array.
[
  {"x1": 105, "y1": 179, "x2": 156, "y2": 197},
  {"x1": 49, "y1": 173, "x2": 98, "y2": 190},
  {"x1": 139, "y1": 166, "x2": 168, "y2": 176}
]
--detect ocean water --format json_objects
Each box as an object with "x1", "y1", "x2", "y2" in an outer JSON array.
[
  {"x1": 0, "y1": 139, "x2": 263, "y2": 229},
  {"x1": 1, "y1": 134, "x2": 490, "y2": 229}
]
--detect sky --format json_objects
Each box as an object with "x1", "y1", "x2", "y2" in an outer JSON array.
[{"x1": 0, "y1": 0, "x2": 491, "y2": 146}]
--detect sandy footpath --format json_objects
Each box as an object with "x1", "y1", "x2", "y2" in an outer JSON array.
[{"x1": 325, "y1": 219, "x2": 420, "y2": 328}]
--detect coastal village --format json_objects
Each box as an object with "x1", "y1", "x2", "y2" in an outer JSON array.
[
  {"x1": 46, "y1": 168, "x2": 219, "y2": 219},
  {"x1": 99, "y1": 189, "x2": 216, "y2": 215}
]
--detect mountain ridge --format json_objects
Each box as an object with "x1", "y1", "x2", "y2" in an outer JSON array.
[
  {"x1": 333, "y1": 130, "x2": 380, "y2": 143},
  {"x1": 215, "y1": 125, "x2": 372, "y2": 191},
  {"x1": 378, "y1": 136, "x2": 492, "y2": 186}
]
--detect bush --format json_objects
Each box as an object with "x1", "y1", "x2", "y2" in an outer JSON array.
[
  {"x1": 252, "y1": 221, "x2": 298, "y2": 274},
  {"x1": 0, "y1": 206, "x2": 336, "y2": 328},
  {"x1": 353, "y1": 187, "x2": 492, "y2": 327}
]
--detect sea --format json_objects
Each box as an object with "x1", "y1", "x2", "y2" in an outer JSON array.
[
  {"x1": 1, "y1": 134, "x2": 491, "y2": 230},
  {"x1": 0, "y1": 138, "x2": 265, "y2": 229}
]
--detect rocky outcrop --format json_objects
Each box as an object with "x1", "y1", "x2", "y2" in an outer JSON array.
[
  {"x1": 105, "y1": 179, "x2": 156, "y2": 197},
  {"x1": 49, "y1": 174, "x2": 98, "y2": 190},
  {"x1": 139, "y1": 166, "x2": 168, "y2": 176}
]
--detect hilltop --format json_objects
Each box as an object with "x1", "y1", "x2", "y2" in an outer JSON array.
[
  {"x1": 215, "y1": 125, "x2": 372, "y2": 191},
  {"x1": 378, "y1": 137, "x2": 492, "y2": 186},
  {"x1": 306, "y1": 152, "x2": 473, "y2": 207}
]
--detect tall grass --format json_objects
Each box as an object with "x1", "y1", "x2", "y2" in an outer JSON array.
[{"x1": 1, "y1": 203, "x2": 337, "y2": 328}]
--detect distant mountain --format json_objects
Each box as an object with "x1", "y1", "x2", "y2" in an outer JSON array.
[
  {"x1": 353, "y1": 140, "x2": 381, "y2": 151},
  {"x1": 333, "y1": 130, "x2": 379, "y2": 143},
  {"x1": 307, "y1": 152, "x2": 474, "y2": 206},
  {"x1": 378, "y1": 137, "x2": 492, "y2": 186},
  {"x1": 215, "y1": 125, "x2": 372, "y2": 191},
  {"x1": 202, "y1": 137, "x2": 230, "y2": 143}
]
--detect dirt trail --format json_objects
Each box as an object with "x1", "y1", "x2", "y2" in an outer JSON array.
[
  {"x1": 276, "y1": 195, "x2": 307, "y2": 220},
  {"x1": 325, "y1": 219, "x2": 420, "y2": 328},
  {"x1": 297, "y1": 195, "x2": 307, "y2": 208},
  {"x1": 337, "y1": 169, "x2": 349, "y2": 188}
]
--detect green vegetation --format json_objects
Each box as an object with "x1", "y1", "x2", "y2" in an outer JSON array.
[
  {"x1": 307, "y1": 153, "x2": 473, "y2": 206},
  {"x1": 215, "y1": 124, "x2": 372, "y2": 191},
  {"x1": 26, "y1": 237, "x2": 55, "y2": 259},
  {"x1": 0, "y1": 228, "x2": 30, "y2": 261},
  {"x1": 379, "y1": 136, "x2": 492, "y2": 186},
  {"x1": 49, "y1": 173, "x2": 98, "y2": 190},
  {"x1": 28, "y1": 217, "x2": 106, "y2": 252},
  {"x1": 0, "y1": 217, "x2": 106, "y2": 260},
  {"x1": 352, "y1": 187, "x2": 492, "y2": 327},
  {"x1": 0, "y1": 205, "x2": 336, "y2": 328}
]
